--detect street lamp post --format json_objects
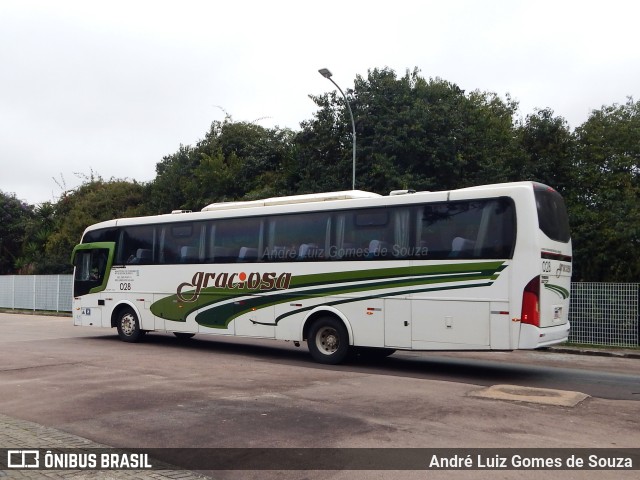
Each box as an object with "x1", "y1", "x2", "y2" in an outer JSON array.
[{"x1": 318, "y1": 68, "x2": 356, "y2": 190}]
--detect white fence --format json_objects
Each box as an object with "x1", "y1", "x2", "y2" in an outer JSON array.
[
  {"x1": 0, "y1": 275, "x2": 638, "y2": 347},
  {"x1": 569, "y1": 282, "x2": 639, "y2": 347},
  {"x1": 0, "y1": 275, "x2": 72, "y2": 313}
]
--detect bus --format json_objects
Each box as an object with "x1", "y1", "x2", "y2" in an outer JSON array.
[{"x1": 71, "y1": 181, "x2": 572, "y2": 364}]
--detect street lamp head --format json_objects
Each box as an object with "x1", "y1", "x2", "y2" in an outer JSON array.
[{"x1": 318, "y1": 68, "x2": 333, "y2": 79}]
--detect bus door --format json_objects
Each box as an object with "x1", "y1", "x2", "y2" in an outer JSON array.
[
  {"x1": 384, "y1": 299, "x2": 412, "y2": 348},
  {"x1": 71, "y1": 242, "x2": 114, "y2": 327}
]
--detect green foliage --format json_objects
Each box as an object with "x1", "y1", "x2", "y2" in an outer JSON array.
[
  {"x1": 148, "y1": 118, "x2": 297, "y2": 212},
  {"x1": 515, "y1": 108, "x2": 574, "y2": 193},
  {"x1": 569, "y1": 98, "x2": 640, "y2": 281},
  {"x1": 296, "y1": 90, "x2": 352, "y2": 192},
  {"x1": 15, "y1": 202, "x2": 56, "y2": 274},
  {"x1": 354, "y1": 69, "x2": 464, "y2": 191},
  {"x1": 460, "y1": 90, "x2": 523, "y2": 186},
  {"x1": 300, "y1": 68, "x2": 523, "y2": 194},
  {"x1": 44, "y1": 178, "x2": 149, "y2": 273},
  {"x1": 0, "y1": 192, "x2": 33, "y2": 274}
]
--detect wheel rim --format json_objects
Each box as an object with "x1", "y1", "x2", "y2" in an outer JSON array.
[
  {"x1": 120, "y1": 313, "x2": 136, "y2": 336},
  {"x1": 315, "y1": 326, "x2": 339, "y2": 355}
]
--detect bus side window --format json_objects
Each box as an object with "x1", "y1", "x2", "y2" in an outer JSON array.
[
  {"x1": 265, "y1": 212, "x2": 329, "y2": 262},
  {"x1": 209, "y1": 217, "x2": 263, "y2": 264},
  {"x1": 354, "y1": 209, "x2": 391, "y2": 259},
  {"x1": 418, "y1": 199, "x2": 515, "y2": 260},
  {"x1": 391, "y1": 207, "x2": 412, "y2": 258},
  {"x1": 418, "y1": 205, "x2": 450, "y2": 259},
  {"x1": 418, "y1": 202, "x2": 481, "y2": 259},
  {"x1": 476, "y1": 198, "x2": 516, "y2": 259},
  {"x1": 120, "y1": 226, "x2": 156, "y2": 265},
  {"x1": 128, "y1": 248, "x2": 152, "y2": 264},
  {"x1": 160, "y1": 223, "x2": 201, "y2": 264}
]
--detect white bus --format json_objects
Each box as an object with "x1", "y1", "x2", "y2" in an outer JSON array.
[{"x1": 71, "y1": 181, "x2": 571, "y2": 364}]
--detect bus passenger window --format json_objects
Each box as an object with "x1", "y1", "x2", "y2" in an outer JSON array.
[
  {"x1": 417, "y1": 198, "x2": 516, "y2": 260},
  {"x1": 210, "y1": 217, "x2": 262, "y2": 264},
  {"x1": 265, "y1": 212, "x2": 329, "y2": 262},
  {"x1": 119, "y1": 226, "x2": 156, "y2": 264}
]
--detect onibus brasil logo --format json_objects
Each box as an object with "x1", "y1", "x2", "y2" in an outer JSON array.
[{"x1": 176, "y1": 271, "x2": 293, "y2": 302}]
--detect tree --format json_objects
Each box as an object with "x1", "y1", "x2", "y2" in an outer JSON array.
[
  {"x1": 15, "y1": 202, "x2": 57, "y2": 274},
  {"x1": 5, "y1": 68, "x2": 630, "y2": 283},
  {"x1": 516, "y1": 108, "x2": 575, "y2": 193},
  {"x1": 45, "y1": 178, "x2": 149, "y2": 273},
  {"x1": 148, "y1": 118, "x2": 297, "y2": 212},
  {"x1": 295, "y1": 90, "x2": 352, "y2": 193},
  {"x1": 147, "y1": 143, "x2": 198, "y2": 214},
  {"x1": 353, "y1": 68, "x2": 461, "y2": 192},
  {"x1": 459, "y1": 90, "x2": 522, "y2": 187},
  {"x1": 0, "y1": 191, "x2": 33, "y2": 274},
  {"x1": 570, "y1": 98, "x2": 640, "y2": 281},
  {"x1": 298, "y1": 67, "x2": 522, "y2": 194}
]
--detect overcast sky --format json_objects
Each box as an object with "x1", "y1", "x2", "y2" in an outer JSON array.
[{"x1": 1, "y1": 0, "x2": 638, "y2": 205}]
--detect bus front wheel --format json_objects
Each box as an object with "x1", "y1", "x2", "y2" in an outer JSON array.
[
  {"x1": 116, "y1": 307, "x2": 144, "y2": 343},
  {"x1": 307, "y1": 316, "x2": 350, "y2": 365}
]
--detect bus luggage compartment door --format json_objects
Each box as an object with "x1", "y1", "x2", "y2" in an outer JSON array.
[
  {"x1": 384, "y1": 299, "x2": 412, "y2": 348},
  {"x1": 411, "y1": 300, "x2": 490, "y2": 349}
]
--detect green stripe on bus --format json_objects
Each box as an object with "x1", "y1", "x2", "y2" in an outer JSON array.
[
  {"x1": 195, "y1": 274, "x2": 501, "y2": 328},
  {"x1": 151, "y1": 261, "x2": 505, "y2": 328},
  {"x1": 148, "y1": 261, "x2": 506, "y2": 327},
  {"x1": 544, "y1": 283, "x2": 569, "y2": 299},
  {"x1": 152, "y1": 262, "x2": 506, "y2": 324}
]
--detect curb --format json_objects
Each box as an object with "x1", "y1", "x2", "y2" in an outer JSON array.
[{"x1": 548, "y1": 346, "x2": 640, "y2": 359}]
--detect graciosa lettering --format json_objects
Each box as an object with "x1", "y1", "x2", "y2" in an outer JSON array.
[{"x1": 176, "y1": 271, "x2": 292, "y2": 302}]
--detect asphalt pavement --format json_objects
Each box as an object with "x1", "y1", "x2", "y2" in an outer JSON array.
[{"x1": 0, "y1": 314, "x2": 640, "y2": 480}]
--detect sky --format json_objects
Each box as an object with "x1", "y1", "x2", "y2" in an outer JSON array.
[{"x1": 1, "y1": 0, "x2": 639, "y2": 206}]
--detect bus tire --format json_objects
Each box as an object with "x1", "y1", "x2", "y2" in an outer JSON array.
[
  {"x1": 307, "y1": 316, "x2": 350, "y2": 365},
  {"x1": 116, "y1": 307, "x2": 144, "y2": 343}
]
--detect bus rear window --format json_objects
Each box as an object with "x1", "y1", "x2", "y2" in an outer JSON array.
[{"x1": 534, "y1": 186, "x2": 570, "y2": 243}]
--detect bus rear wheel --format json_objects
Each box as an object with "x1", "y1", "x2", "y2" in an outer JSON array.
[
  {"x1": 116, "y1": 307, "x2": 144, "y2": 343},
  {"x1": 307, "y1": 316, "x2": 350, "y2": 365}
]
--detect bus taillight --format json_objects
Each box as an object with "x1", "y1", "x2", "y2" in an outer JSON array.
[{"x1": 521, "y1": 276, "x2": 540, "y2": 327}]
